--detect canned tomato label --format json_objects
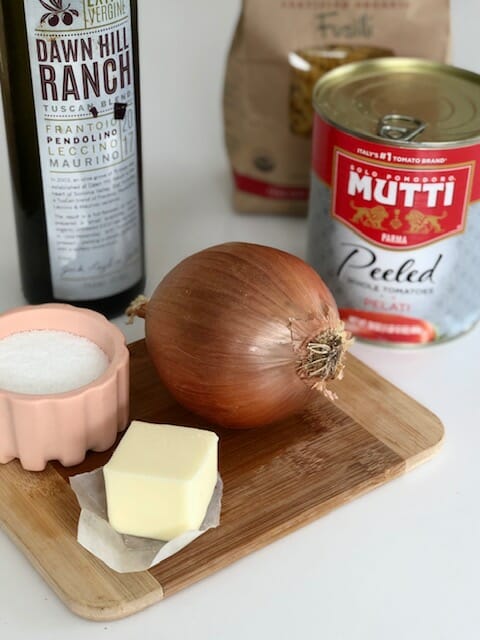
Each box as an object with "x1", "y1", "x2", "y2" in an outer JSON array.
[{"x1": 307, "y1": 58, "x2": 480, "y2": 345}]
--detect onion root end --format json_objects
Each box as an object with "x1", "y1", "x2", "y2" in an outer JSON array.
[{"x1": 298, "y1": 325, "x2": 353, "y2": 400}]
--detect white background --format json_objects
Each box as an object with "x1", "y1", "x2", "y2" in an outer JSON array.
[{"x1": 1, "y1": 1, "x2": 480, "y2": 638}]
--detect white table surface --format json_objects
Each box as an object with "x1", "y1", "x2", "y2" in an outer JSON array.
[{"x1": 1, "y1": 1, "x2": 480, "y2": 638}]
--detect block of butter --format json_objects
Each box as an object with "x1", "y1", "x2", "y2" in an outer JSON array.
[{"x1": 103, "y1": 421, "x2": 218, "y2": 541}]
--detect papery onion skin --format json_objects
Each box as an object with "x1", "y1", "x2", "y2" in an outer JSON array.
[{"x1": 129, "y1": 242, "x2": 351, "y2": 429}]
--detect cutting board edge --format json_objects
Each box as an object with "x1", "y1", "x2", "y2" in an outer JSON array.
[
  {"x1": 336, "y1": 354, "x2": 446, "y2": 463},
  {"x1": 404, "y1": 426, "x2": 445, "y2": 471},
  {"x1": 0, "y1": 460, "x2": 165, "y2": 623},
  {"x1": 65, "y1": 583, "x2": 165, "y2": 622},
  {"x1": 0, "y1": 511, "x2": 165, "y2": 622}
]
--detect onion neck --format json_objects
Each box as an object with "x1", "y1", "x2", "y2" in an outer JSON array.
[{"x1": 125, "y1": 295, "x2": 149, "y2": 324}]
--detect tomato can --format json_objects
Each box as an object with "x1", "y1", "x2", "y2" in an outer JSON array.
[{"x1": 307, "y1": 58, "x2": 480, "y2": 345}]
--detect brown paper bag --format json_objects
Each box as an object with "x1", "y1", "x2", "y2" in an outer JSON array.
[{"x1": 223, "y1": 0, "x2": 451, "y2": 216}]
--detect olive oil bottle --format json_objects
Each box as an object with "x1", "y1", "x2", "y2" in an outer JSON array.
[{"x1": 0, "y1": 0, "x2": 145, "y2": 317}]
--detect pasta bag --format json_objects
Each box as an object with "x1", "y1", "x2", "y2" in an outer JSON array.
[{"x1": 223, "y1": 0, "x2": 450, "y2": 216}]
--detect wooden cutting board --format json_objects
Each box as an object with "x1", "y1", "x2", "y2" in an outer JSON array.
[{"x1": 0, "y1": 339, "x2": 444, "y2": 621}]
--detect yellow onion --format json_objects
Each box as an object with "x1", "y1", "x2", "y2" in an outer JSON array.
[{"x1": 127, "y1": 242, "x2": 351, "y2": 428}]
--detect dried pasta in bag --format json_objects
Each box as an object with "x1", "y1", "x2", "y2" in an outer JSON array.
[{"x1": 289, "y1": 45, "x2": 393, "y2": 137}]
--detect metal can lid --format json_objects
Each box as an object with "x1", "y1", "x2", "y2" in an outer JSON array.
[{"x1": 313, "y1": 57, "x2": 480, "y2": 147}]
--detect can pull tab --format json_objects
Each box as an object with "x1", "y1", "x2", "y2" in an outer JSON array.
[{"x1": 377, "y1": 114, "x2": 427, "y2": 141}]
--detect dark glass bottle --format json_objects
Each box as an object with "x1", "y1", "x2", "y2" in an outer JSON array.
[{"x1": 0, "y1": 0, "x2": 145, "y2": 318}]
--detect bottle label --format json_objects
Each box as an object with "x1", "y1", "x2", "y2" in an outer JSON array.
[{"x1": 23, "y1": 0, "x2": 143, "y2": 300}]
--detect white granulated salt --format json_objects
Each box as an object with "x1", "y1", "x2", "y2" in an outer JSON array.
[{"x1": 0, "y1": 330, "x2": 110, "y2": 395}]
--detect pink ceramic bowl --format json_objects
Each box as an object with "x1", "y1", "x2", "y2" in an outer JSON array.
[{"x1": 0, "y1": 304, "x2": 129, "y2": 471}]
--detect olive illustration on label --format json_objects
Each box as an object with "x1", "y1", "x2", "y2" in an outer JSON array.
[{"x1": 39, "y1": 0, "x2": 79, "y2": 27}]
